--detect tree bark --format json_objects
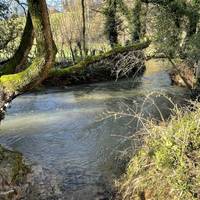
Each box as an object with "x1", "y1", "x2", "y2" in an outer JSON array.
[
  {"x1": 0, "y1": 12, "x2": 34, "y2": 75},
  {"x1": 117, "y1": 0, "x2": 142, "y2": 43},
  {"x1": 45, "y1": 40, "x2": 150, "y2": 86},
  {"x1": 0, "y1": 0, "x2": 57, "y2": 117},
  {"x1": 105, "y1": 0, "x2": 118, "y2": 48},
  {"x1": 81, "y1": 0, "x2": 87, "y2": 56},
  {"x1": 131, "y1": 0, "x2": 141, "y2": 42}
]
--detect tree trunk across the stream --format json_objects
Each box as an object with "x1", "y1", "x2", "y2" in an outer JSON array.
[{"x1": 44, "y1": 40, "x2": 150, "y2": 86}]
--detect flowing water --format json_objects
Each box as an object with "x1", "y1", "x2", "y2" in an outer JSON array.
[{"x1": 0, "y1": 60, "x2": 190, "y2": 199}]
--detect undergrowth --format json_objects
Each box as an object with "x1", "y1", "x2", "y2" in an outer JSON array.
[{"x1": 119, "y1": 102, "x2": 200, "y2": 200}]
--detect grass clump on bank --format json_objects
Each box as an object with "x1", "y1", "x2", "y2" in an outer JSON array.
[{"x1": 119, "y1": 103, "x2": 200, "y2": 200}]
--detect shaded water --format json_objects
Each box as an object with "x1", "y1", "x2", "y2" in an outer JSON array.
[{"x1": 0, "y1": 60, "x2": 190, "y2": 199}]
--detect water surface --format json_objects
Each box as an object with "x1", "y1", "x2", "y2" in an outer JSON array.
[{"x1": 0, "y1": 60, "x2": 190, "y2": 199}]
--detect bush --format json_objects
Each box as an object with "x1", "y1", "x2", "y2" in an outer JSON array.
[{"x1": 119, "y1": 102, "x2": 200, "y2": 200}]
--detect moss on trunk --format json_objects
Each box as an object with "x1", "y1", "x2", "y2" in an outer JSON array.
[
  {"x1": 0, "y1": 0, "x2": 56, "y2": 93},
  {"x1": 0, "y1": 1, "x2": 57, "y2": 197},
  {"x1": 44, "y1": 40, "x2": 150, "y2": 86},
  {"x1": 0, "y1": 145, "x2": 30, "y2": 200},
  {"x1": 0, "y1": 0, "x2": 57, "y2": 117}
]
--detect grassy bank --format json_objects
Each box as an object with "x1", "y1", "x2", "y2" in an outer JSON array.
[{"x1": 119, "y1": 103, "x2": 200, "y2": 200}]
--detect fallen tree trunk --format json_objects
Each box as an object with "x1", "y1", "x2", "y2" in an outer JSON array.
[{"x1": 44, "y1": 40, "x2": 150, "y2": 86}]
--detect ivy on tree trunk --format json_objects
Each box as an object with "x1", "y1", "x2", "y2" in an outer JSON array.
[
  {"x1": 104, "y1": 0, "x2": 118, "y2": 48},
  {"x1": 131, "y1": 0, "x2": 141, "y2": 42}
]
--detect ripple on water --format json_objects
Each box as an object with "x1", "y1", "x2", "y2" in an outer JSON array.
[{"x1": 0, "y1": 60, "x2": 190, "y2": 199}]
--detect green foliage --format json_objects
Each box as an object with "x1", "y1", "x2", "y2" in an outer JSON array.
[
  {"x1": 185, "y1": 34, "x2": 200, "y2": 61},
  {"x1": 120, "y1": 103, "x2": 200, "y2": 200},
  {"x1": 117, "y1": 0, "x2": 142, "y2": 42},
  {"x1": 150, "y1": 0, "x2": 200, "y2": 64},
  {"x1": 131, "y1": 0, "x2": 141, "y2": 42},
  {"x1": 0, "y1": 1, "x2": 24, "y2": 60},
  {"x1": 152, "y1": 6, "x2": 180, "y2": 58},
  {"x1": 103, "y1": 0, "x2": 119, "y2": 48}
]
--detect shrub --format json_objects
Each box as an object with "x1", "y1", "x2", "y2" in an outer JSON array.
[{"x1": 119, "y1": 102, "x2": 200, "y2": 200}]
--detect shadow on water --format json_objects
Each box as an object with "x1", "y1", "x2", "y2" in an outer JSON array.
[{"x1": 0, "y1": 60, "x2": 191, "y2": 199}]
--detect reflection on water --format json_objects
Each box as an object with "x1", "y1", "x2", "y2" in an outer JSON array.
[{"x1": 0, "y1": 60, "x2": 190, "y2": 199}]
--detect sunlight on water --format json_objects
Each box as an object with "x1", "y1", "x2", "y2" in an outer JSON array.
[
  {"x1": 145, "y1": 59, "x2": 171, "y2": 75},
  {"x1": 0, "y1": 60, "x2": 190, "y2": 199},
  {"x1": 0, "y1": 107, "x2": 103, "y2": 131}
]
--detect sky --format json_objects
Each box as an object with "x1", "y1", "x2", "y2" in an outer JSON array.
[
  {"x1": 47, "y1": 0, "x2": 63, "y2": 11},
  {"x1": 7, "y1": 0, "x2": 64, "y2": 15},
  {"x1": 8, "y1": 0, "x2": 101, "y2": 15}
]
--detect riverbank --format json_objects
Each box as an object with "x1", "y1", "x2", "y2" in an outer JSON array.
[
  {"x1": 0, "y1": 60, "x2": 191, "y2": 199},
  {"x1": 0, "y1": 145, "x2": 30, "y2": 200},
  {"x1": 119, "y1": 102, "x2": 200, "y2": 200}
]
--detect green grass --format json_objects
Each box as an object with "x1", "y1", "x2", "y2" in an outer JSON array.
[{"x1": 119, "y1": 102, "x2": 200, "y2": 200}]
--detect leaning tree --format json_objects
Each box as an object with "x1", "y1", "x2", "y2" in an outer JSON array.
[
  {"x1": 0, "y1": 0, "x2": 57, "y2": 119},
  {"x1": 0, "y1": 12, "x2": 34, "y2": 75}
]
